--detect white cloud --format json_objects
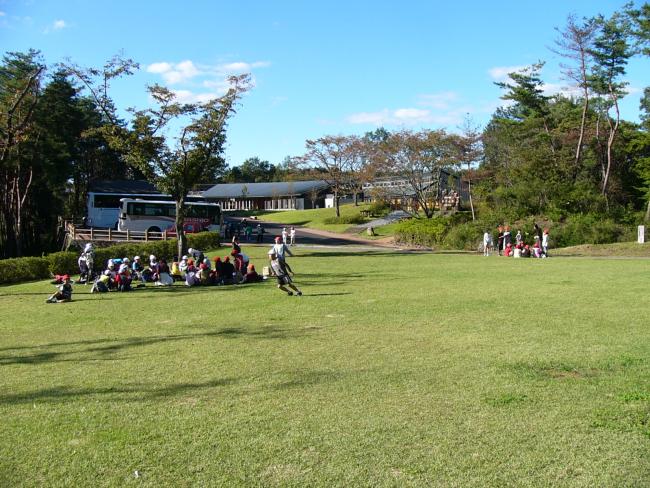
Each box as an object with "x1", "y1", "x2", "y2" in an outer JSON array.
[
  {"x1": 145, "y1": 60, "x2": 200, "y2": 84},
  {"x1": 488, "y1": 65, "x2": 528, "y2": 82},
  {"x1": 170, "y1": 89, "x2": 220, "y2": 104},
  {"x1": 146, "y1": 59, "x2": 269, "y2": 86},
  {"x1": 417, "y1": 91, "x2": 459, "y2": 110},
  {"x1": 43, "y1": 18, "x2": 66, "y2": 33},
  {"x1": 146, "y1": 62, "x2": 172, "y2": 74},
  {"x1": 0, "y1": 11, "x2": 6, "y2": 17},
  {"x1": 347, "y1": 108, "x2": 444, "y2": 126}
]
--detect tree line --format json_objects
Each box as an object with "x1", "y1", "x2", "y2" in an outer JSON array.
[{"x1": 1, "y1": 4, "x2": 649, "y2": 258}]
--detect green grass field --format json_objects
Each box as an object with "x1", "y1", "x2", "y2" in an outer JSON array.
[
  {"x1": 1, "y1": 246, "x2": 649, "y2": 486},
  {"x1": 256, "y1": 203, "x2": 372, "y2": 233}
]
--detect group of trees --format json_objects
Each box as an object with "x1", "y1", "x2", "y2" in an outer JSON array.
[
  {"x1": 0, "y1": 50, "x2": 142, "y2": 258},
  {"x1": 294, "y1": 128, "x2": 477, "y2": 218},
  {"x1": 297, "y1": 4, "x2": 650, "y2": 224},
  {"x1": 481, "y1": 4, "x2": 650, "y2": 221},
  {"x1": 0, "y1": 51, "x2": 248, "y2": 258},
  {"x1": 1, "y1": 4, "x2": 649, "y2": 258}
]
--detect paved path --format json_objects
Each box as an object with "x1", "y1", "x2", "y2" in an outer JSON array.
[{"x1": 224, "y1": 218, "x2": 398, "y2": 249}]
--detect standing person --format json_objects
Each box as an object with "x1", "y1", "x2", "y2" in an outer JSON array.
[
  {"x1": 256, "y1": 224, "x2": 265, "y2": 243},
  {"x1": 245, "y1": 223, "x2": 253, "y2": 242},
  {"x1": 281, "y1": 227, "x2": 288, "y2": 246},
  {"x1": 497, "y1": 225, "x2": 504, "y2": 256},
  {"x1": 231, "y1": 236, "x2": 241, "y2": 254},
  {"x1": 271, "y1": 236, "x2": 294, "y2": 274},
  {"x1": 542, "y1": 228, "x2": 550, "y2": 257},
  {"x1": 269, "y1": 252, "x2": 302, "y2": 296},
  {"x1": 503, "y1": 226, "x2": 512, "y2": 250},
  {"x1": 533, "y1": 222, "x2": 543, "y2": 247},
  {"x1": 289, "y1": 226, "x2": 296, "y2": 246},
  {"x1": 46, "y1": 275, "x2": 73, "y2": 303},
  {"x1": 482, "y1": 231, "x2": 491, "y2": 256},
  {"x1": 515, "y1": 230, "x2": 522, "y2": 246}
]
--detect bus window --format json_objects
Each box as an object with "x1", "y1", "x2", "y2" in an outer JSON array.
[{"x1": 94, "y1": 195, "x2": 123, "y2": 208}]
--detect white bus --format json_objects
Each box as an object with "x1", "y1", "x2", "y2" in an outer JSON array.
[
  {"x1": 87, "y1": 192, "x2": 208, "y2": 228},
  {"x1": 117, "y1": 199, "x2": 222, "y2": 234}
]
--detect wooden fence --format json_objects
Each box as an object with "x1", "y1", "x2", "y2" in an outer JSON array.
[{"x1": 66, "y1": 222, "x2": 172, "y2": 243}]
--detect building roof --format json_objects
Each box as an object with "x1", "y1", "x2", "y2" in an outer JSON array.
[
  {"x1": 88, "y1": 180, "x2": 160, "y2": 194},
  {"x1": 202, "y1": 180, "x2": 330, "y2": 199}
]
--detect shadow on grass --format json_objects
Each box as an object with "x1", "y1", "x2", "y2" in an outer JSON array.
[
  {"x1": 0, "y1": 325, "x2": 309, "y2": 365},
  {"x1": 0, "y1": 283, "x2": 265, "y2": 300},
  {"x1": 0, "y1": 377, "x2": 238, "y2": 405},
  {"x1": 0, "y1": 368, "x2": 352, "y2": 405},
  {"x1": 300, "y1": 292, "x2": 352, "y2": 297}
]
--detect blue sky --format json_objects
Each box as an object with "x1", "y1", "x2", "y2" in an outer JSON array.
[{"x1": 1, "y1": 1, "x2": 648, "y2": 167}]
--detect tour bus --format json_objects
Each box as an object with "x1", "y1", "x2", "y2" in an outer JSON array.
[
  {"x1": 117, "y1": 199, "x2": 221, "y2": 234},
  {"x1": 86, "y1": 190, "x2": 204, "y2": 228}
]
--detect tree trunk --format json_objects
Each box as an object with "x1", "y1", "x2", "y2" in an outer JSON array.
[
  {"x1": 645, "y1": 199, "x2": 650, "y2": 223},
  {"x1": 176, "y1": 197, "x2": 187, "y2": 260},
  {"x1": 466, "y1": 163, "x2": 475, "y2": 221},
  {"x1": 602, "y1": 85, "x2": 621, "y2": 197},
  {"x1": 334, "y1": 189, "x2": 340, "y2": 217}
]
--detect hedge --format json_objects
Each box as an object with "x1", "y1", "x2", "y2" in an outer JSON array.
[
  {"x1": 0, "y1": 231, "x2": 221, "y2": 285},
  {"x1": 394, "y1": 218, "x2": 449, "y2": 248},
  {"x1": 0, "y1": 257, "x2": 51, "y2": 285},
  {"x1": 323, "y1": 215, "x2": 367, "y2": 225}
]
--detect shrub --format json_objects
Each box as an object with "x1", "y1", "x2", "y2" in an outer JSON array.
[
  {"x1": 0, "y1": 257, "x2": 50, "y2": 285},
  {"x1": 551, "y1": 215, "x2": 633, "y2": 248},
  {"x1": 89, "y1": 232, "x2": 220, "y2": 271},
  {"x1": 46, "y1": 251, "x2": 78, "y2": 275},
  {"x1": 394, "y1": 218, "x2": 449, "y2": 247},
  {"x1": 367, "y1": 201, "x2": 391, "y2": 217},
  {"x1": 441, "y1": 221, "x2": 484, "y2": 250},
  {"x1": 323, "y1": 215, "x2": 367, "y2": 225},
  {"x1": 187, "y1": 231, "x2": 221, "y2": 251}
]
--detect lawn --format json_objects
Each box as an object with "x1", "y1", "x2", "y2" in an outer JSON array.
[
  {"x1": 255, "y1": 203, "x2": 372, "y2": 233},
  {"x1": 1, "y1": 246, "x2": 649, "y2": 486}
]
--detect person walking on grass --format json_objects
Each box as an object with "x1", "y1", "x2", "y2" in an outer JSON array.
[
  {"x1": 269, "y1": 252, "x2": 302, "y2": 296},
  {"x1": 270, "y1": 236, "x2": 294, "y2": 275},
  {"x1": 289, "y1": 226, "x2": 296, "y2": 246}
]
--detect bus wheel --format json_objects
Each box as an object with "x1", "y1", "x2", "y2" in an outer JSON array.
[{"x1": 147, "y1": 226, "x2": 161, "y2": 233}]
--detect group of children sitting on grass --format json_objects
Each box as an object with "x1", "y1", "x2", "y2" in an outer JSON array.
[
  {"x1": 483, "y1": 224, "x2": 550, "y2": 258},
  {"x1": 47, "y1": 235, "x2": 301, "y2": 303}
]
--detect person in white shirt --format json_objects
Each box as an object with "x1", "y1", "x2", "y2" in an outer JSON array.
[
  {"x1": 542, "y1": 229, "x2": 550, "y2": 257},
  {"x1": 281, "y1": 227, "x2": 288, "y2": 245},
  {"x1": 269, "y1": 236, "x2": 294, "y2": 274},
  {"x1": 482, "y1": 231, "x2": 492, "y2": 256},
  {"x1": 289, "y1": 226, "x2": 296, "y2": 246}
]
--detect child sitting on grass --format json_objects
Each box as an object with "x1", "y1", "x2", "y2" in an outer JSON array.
[
  {"x1": 46, "y1": 275, "x2": 73, "y2": 303},
  {"x1": 269, "y1": 252, "x2": 302, "y2": 296}
]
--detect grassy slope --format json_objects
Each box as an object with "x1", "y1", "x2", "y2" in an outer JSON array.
[
  {"x1": 1, "y1": 247, "x2": 650, "y2": 486},
  {"x1": 555, "y1": 241, "x2": 650, "y2": 257},
  {"x1": 256, "y1": 203, "x2": 371, "y2": 233}
]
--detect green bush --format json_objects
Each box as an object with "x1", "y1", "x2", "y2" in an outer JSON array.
[
  {"x1": 394, "y1": 218, "x2": 449, "y2": 247},
  {"x1": 46, "y1": 251, "x2": 78, "y2": 275},
  {"x1": 323, "y1": 215, "x2": 367, "y2": 225},
  {"x1": 441, "y1": 221, "x2": 484, "y2": 250},
  {"x1": 187, "y1": 231, "x2": 221, "y2": 251},
  {"x1": 551, "y1": 215, "x2": 633, "y2": 248},
  {"x1": 0, "y1": 257, "x2": 50, "y2": 285},
  {"x1": 90, "y1": 232, "x2": 220, "y2": 271},
  {"x1": 367, "y1": 201, "x2": 391, "y2": 217}
]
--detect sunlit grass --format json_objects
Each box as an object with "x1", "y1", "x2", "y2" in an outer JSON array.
[{"x1": 1, "y1": 247, "x2": 649, "y2": 486}]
